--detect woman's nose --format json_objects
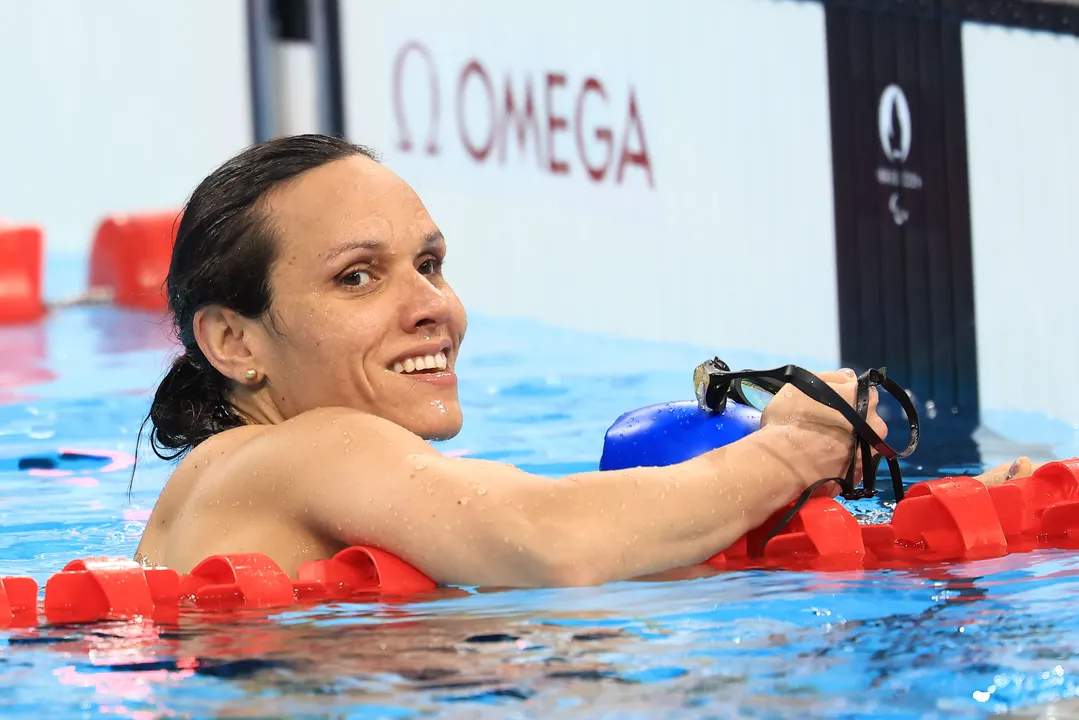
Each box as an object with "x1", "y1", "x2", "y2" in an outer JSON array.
[{"x1": 401, "y1": 272, "x2": 451, "y2": 332}]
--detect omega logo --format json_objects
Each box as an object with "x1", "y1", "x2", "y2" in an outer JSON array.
[{"x1": 392, "y1": 41, "x2": 654, "y2": 188}]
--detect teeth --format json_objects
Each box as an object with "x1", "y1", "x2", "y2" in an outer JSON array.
[{"x1": 393, "y1": 350, "x2": 448, "y2": 374}]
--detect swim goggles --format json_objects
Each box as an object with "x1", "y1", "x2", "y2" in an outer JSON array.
[{"x1": 693, "y1": 357, "x2": 921, "y2": 547}]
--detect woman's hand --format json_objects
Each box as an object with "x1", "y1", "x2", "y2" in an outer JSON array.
[
  {"x1": 973, "y1": 456, "x2": 1046, "y2": 487},
  {"x1": 759, "y1": 368, "x2": 889, "y2": 491}
]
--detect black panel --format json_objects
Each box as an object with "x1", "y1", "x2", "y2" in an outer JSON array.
[
  {"x1": 823, "y1": 0, "x2": 1079, "y2": 37},
  {"x1": 825, "y1": 2, "x2": 979, "y2": 434}
]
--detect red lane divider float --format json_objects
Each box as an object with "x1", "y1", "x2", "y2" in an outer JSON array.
[
  {"x1": 0, "y1": 576, "x2": 39, "y2": 627},
  {"x1": 705, "y1": 458, "x2": 1079, "y2": 571},
  {"x1": 19, "y1": 546, "x2": 439, "y2": 626},
  {"x1": 3, "y1": 459, "x2": 1079, "y2": 626},
  {"x1": 0, "y1": 221, "x2": 46, "y2": 324},
  {"x1": 0, "y1": 209, "x2": 180, "y2": 326},
  {"x1": 88, "y1": 210, "x2": 180, "y2": 311}
]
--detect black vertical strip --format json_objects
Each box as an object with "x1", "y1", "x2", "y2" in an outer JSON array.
[
  {"x1": 322, "y1": 0, "x2": 347, "y2": 138},
  {"x1": 941, "y1": 21, "x2": 980, "y2": 416},
  {"x1": 871, "y1": 11, "x2": 907, "y2": 392},
  {"x1": 894, "y1": 11, "x2": 930, "y2": 410},
  {"x1": 850, "y1": 9, "x2": 884, "y2": 368},
  {"x1": 919, "y1": 13, "x2": 956, "y2": 413},
  {"x1": 910, "y1": 15, "x2": 942, "y2": 409},
  {"x1": 826, "y1": 9, "x2": 861, "y2": 367}
]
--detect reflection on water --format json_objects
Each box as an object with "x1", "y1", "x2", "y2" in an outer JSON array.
[
  {"x1": 0, "y1": 323, "x2": 55, "y2": 404},
  {"x1": 1, "y1": 307, "x2": 1077, "y2": 718}
]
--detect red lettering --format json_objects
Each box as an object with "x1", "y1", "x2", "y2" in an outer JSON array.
[
  {"x1": 545, "y1": 73, "x2": 570, "y2": 175},
  {"x1": 456, "y1": 61, "x2": 496, "y2": 162},
  {"x1": 574, "y1": 78, "x2": 613, "y2": 182},
  {"x1": 616, "y1": 90, "x2": 653, "y2": 188},
  {"x1": 392, "y1": 41, "x2": 440, "y2": 155},
  {"x1": 498, "y1": 76, "x2": 542, "y2": 165},
  {"x1": 394, "y1": 45, "x2": 655, "y2": 186}
]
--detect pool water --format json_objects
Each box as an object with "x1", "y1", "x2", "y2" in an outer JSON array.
[{"x1": 4, "y1": 266, "x2": 1079, "y2": 717}]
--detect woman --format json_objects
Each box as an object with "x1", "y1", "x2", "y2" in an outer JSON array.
[{"x1": 133, "y1": 134, "x2": 1036, "y2": 587}]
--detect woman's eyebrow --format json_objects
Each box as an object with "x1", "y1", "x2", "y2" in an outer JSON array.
[
  {"x1": 421, "y1": 230, "x2": 446, "y2": 252},
  {"x1": 324, "y1": 231, "x2": 445, "y2": 264},
  {"x1": 323, "y1": 239, "x2": 385, "y2": 263}
]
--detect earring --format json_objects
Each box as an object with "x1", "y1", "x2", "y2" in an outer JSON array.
[{"x1": 244, "y1": 369, "x2": 259, "y2": 381}]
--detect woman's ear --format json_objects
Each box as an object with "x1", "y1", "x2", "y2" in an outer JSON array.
[{"x1": 192, "y1": 305, "x2": 263, "y2": 383}]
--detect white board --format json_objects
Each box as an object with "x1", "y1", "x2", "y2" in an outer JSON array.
[
  {"x1": 0, "y1": 0, "x2": 253, "y2": 260},
  {"x1": 964, "y1": 23, "x2": 1079, "y2": 428},
  {"x1": 340, "y1": 0, "x2": 841, "y2": 363}
]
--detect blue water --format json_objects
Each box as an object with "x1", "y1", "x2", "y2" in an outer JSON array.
[{"x1": 4, "y1": 259, "x2": 1079, "y2": 717}]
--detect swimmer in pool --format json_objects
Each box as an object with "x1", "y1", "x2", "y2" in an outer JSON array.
[{"x1": 133, "y1": 134, "x2": 1040, "y2": 586}]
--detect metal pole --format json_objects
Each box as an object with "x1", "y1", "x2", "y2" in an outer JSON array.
[
  {"x1": 308, "y1": 0, "x2": 346, "y2": 137},
  {"x1": 246, "y1": 0, "x2": 278, "y2": 142}
]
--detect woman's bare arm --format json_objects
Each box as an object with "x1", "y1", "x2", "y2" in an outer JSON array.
[{"x1": 259, "y1": 407, "x2": 839, "y2": 588}]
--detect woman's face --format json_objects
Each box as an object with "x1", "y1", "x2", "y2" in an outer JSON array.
[{"x1": 254, "y1": 154, "x2": 467, "y2": 440}]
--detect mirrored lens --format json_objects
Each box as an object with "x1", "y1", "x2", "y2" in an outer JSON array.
[
  {"x1": 739, "y1": 379, "x2": 775, "y2": 411},
  {"x1": 693, "y1": 363, "x2": 709, "y2": 407}
]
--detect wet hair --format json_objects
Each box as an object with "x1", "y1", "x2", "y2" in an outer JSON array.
[{"x1": 139, "y1": 134, "x2": 377, "y2": 464}]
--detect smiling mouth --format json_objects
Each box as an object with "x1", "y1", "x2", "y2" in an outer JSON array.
[{"x1": 392, "y1": 350, "x2": 449, "y2": 375}]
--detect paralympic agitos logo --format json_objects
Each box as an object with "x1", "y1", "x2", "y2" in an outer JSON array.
[{"x1": 391, "y1": 41, "x2": 655, "y2": 188}]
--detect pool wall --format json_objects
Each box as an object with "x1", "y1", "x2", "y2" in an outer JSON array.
[{"x1": 2, "y1": 0, "x2": 1078, "y2": 436}]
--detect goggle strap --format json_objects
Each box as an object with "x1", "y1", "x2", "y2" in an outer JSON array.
[
  {"x1": 758, "y1": 476, "x2": 846, "y2": 552},
  {"x1": 716, "y1": 363, "x2": 919, "y2": 466},
  {"x1": 703, "y1": 361, "x2": 921, "y2": 552}
]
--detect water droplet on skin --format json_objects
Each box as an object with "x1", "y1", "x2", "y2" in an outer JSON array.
[
  {"x1": 459, "y1": 497, "x2": 470, "y2": 506},
  {"x1": 476, "y1": 487, "x2": 487, "y2": 496},
  {"x1": 784, "y1": 389, "x2": 794, "y2": 398}
]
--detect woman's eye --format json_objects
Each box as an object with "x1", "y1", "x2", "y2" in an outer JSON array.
[
  {"x1": 340, "y1": 269, "x2": 372, "y2": 287},
  {"x1": 419, "y1": 257, "x2": 442, "y2": 275}
]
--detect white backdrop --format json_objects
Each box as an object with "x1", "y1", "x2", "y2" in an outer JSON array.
[
  {"x1": 0, "y1": 0, "x2": 253, "y2": 255},
  {"x1": 963, "y1": 23, "x2": 1079, "y2": 427},
  {"x1": 340, "y1": 0, "x2": 842, "y2": 364}
]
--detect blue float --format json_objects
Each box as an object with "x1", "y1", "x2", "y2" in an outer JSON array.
[{"x1": 599, "y1": 400, "x2": 761, "y2": 471}]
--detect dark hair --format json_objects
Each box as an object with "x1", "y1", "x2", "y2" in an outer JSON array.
[{"x1": 140, "y1": 134, "x2": 377, "y2": 463}]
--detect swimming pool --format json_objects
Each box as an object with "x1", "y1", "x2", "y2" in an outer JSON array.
[{"x1": 3, "y1": 259, "x2": 1079, "y2": 718}]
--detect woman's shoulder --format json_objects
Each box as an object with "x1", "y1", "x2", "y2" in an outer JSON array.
[
  {"x1": 158, "y1": 407, "x2": 435, "y2": 518},
  {"x1": 186, "y1": 406, "x2": 430, "y2": 477}
]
